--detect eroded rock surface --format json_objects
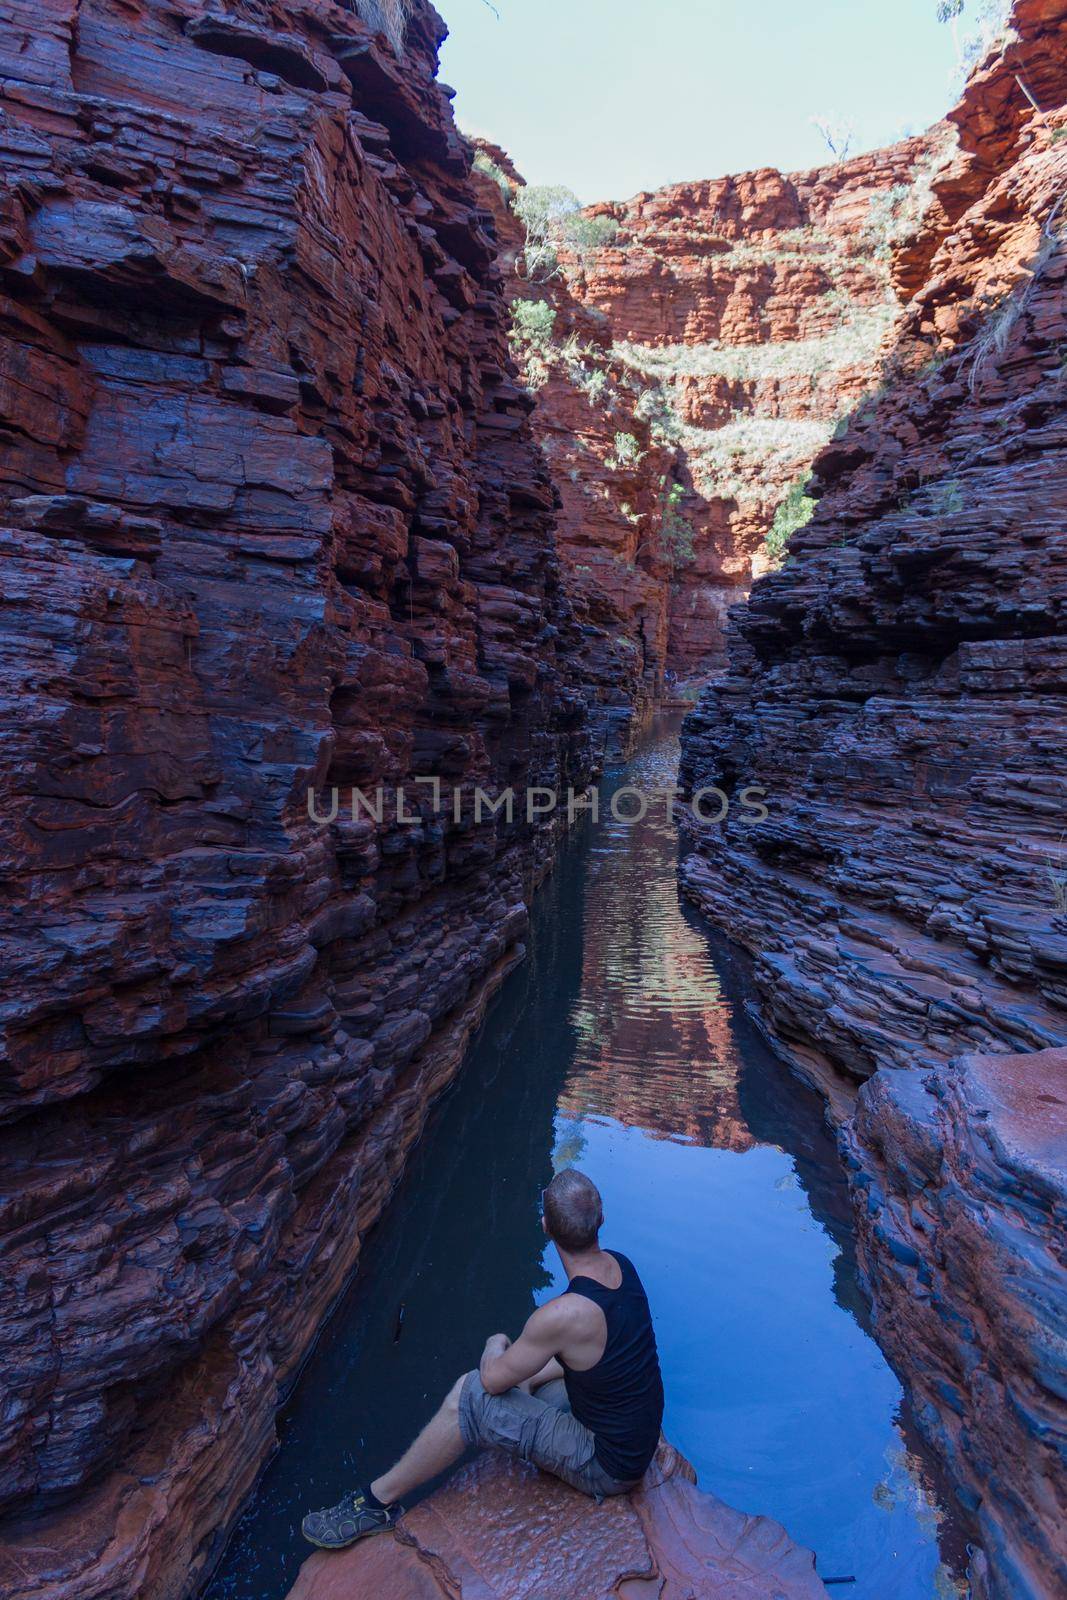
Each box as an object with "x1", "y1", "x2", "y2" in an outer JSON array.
[
  {"x1": 583, "y1": 138, "x2": 946, "y2": 677},
  {"x1": 286, "y1": 1444, "x2": 828, "y2": 1600},
  {"x1": 0, "y1": 3, "x2": 595, "y2": 1596},
  {"x1": 847, "y1": 1047, "x2": 1067, "y2": 1598},
  {"x1": 471, "y1": 143, "x2": 676, "y2": 756},
  {"x1": 678, "y1": 3, "x2": 1067, "y2": 1592},
  {"x1": 493, "y1": 139, "x2": 942, "y2": 687}
]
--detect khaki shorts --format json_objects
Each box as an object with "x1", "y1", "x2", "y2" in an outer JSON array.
[{"x1": 458, "y1": 1371, "x2": 637, "y2": 1500}]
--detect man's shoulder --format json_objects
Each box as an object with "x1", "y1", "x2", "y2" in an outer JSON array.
[{"x1": 539, "y1": 1290, "x2": 603, "y2": 1331}]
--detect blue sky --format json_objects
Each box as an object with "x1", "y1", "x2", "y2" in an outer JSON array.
[{"x1": 438, "y1": 0, "x2": 961, "y2": 202}]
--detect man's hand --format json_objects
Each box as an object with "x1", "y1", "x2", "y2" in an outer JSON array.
[
  {"x1": 478, "y1": 1304, "x2": 568, "y2": 1395},
  {"x1": 480, "y1": 1333, "x2": 510, "y2": 1383}
]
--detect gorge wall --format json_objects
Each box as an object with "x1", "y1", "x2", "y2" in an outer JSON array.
[
  {"x1": 471, "y1": 143, "x2": 678, "y2": 756},
  {"x1": 582, "y1": 136, "x2": 946, "y2": 677},
  {"x1": 679, "y1": 2, "x2": 1067, "y2": 1593},
  {"x1": 482, "y1": 131, "x2": 945, "y2": 735},
  {"x1": 0, "y1": 3, "x2": 596, "y2": 1597},
  {"x1": 3, "y1": 1, "x2": 1065, "y2": 1597}
]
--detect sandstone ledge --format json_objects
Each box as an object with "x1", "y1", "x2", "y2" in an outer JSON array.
[{"x1": 286, "y1": 1443, "x2": 827, "y2": 1600}]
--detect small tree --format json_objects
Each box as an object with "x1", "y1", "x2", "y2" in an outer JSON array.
[
  {"x1": 936, "y1": 0, "x2": 965, "y2": 60},
  {"x1": 765, "y1": 476, "x2": 816, "y2": 566},
  {"x1": 513, "y1": 185, "x2": 619, "y2": 281},
  {"x1": 658, "y1": 481, "x2": 696, "y2": 569},
  {"x1": 513, "y1": 185, "x2": 579, "y2": 280},
  {"x1": 937, "y1": 0, "x2": 1014, "y2": 75},
  {"x1": 810, "y1": 113, "x2": 856, "y2": 163}
]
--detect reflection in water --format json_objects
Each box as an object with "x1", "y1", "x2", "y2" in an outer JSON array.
[
  {"x1": 205, "y1": 718, "x2": 966, "y2": 1600},
  {"x1": 561, "y1": 737, "x2": 758, "y2": 1150}
]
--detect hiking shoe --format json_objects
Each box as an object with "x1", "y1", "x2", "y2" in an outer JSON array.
[{"x1": 301, "y1": 1489, "x2": 399, "y2": 1550}]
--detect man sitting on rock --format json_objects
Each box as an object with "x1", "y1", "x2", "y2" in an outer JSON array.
[{"x1": 302, "y1": 1168, "x2": 665, "y2": 1549}]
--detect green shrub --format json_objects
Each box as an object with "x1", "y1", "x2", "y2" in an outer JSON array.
[
  {"x1": 472, "y1": 150, "x2": 511, "y2": 198},
  {"x1": 607, "y1": 431, "x2": 644, "y2": 469},
  {"x1": 764, "y1": 476, "x2": 816, "y2": 566},
  {"x1": 859, "y1": 131, "x2": 957, "y2": 259},
  {"x1": 568, "y1": 214, "x2": 619, "y2": 251},
  {"x1": 510, "y1": 298, "x2": 556, "y2": 351},
  {"x1": 861, "y1": 184, "x2": 917, "y2": 257},
  {"x1": 577, "y1": 368, "x2": 609, "y2": 406},
  {"x1": 513, "y1": 185, "x2": 620, "y2": 281},
  {"x1": 631, "y1": 381, "x2": 682, "y2": 444}
]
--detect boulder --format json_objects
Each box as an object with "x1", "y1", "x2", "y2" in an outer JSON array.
[{"x1": 287, "y1": 1443, "x2": 827, "y2": 1600}]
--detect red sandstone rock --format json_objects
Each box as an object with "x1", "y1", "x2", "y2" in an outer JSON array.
[
  {"x1": 568, "y1": 139, "x2": 946, "y2": 676},
  {"x1": 678, "y1": 5, "x2": 1067, "y2": 1593},
  {"x1": 479, "y1": 134, "x2": 945, "y2": 692},
  {"x1": 470, "y1": 143, "x2": 677, "y2": 755},
  {"x1": 846, "y1": 1047, "x2": 1067, "y2": 1599},
  {"x1": 285, "y1": 1444, "x2": 827, "y2": 1599},
  {"x1": 0, "y1": 3, "x2": 596, "y2": 1596}
]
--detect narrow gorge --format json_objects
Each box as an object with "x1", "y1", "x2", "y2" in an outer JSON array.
[{"x1": 0, "y1": 2, "x2": 1064, "y2": 1599}]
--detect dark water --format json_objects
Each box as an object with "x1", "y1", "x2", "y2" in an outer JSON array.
[{"x1": 205, "y1": 719, "x2": 966, "y2": 1600}]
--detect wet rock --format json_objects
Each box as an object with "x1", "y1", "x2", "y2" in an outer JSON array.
[{"x1": 286, "y1": 1443, "x2": 828, "y2": 1600}]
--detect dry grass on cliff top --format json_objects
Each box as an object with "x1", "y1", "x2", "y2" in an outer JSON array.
[
  {"x1": 355, "y1": 0, "x2": 413, "y2": 51},
  {"x1": 614, "y1": 304, "x2": 897, "y2": 383},
  {"x1": 678, "y1": 416, "x2": 836, "y2": 499}
]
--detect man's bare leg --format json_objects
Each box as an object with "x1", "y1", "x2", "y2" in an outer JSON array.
[{"x1": 371, "y1": 1373, "x2": 467, "y2": 1506}]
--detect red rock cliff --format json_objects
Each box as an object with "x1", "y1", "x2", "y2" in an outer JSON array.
[
  {"x1": 0, "y1": 3, "x2": 595, "y2": 1597},
  {"x1": 490, "y1": 136, "x2": 946, "y2": 691},
  {"x1": 679, "y1": 2, "x2": 1067, "y2": 1592},
  {"x1": 470, "y1": 144, "x2": 678, "y2": 754},
  {"x1": 582, "y1": 138, "x2": 948, "y2": 677},
  {"x1": 467, "y1": 135, "x2": 943, "y2": 754}
]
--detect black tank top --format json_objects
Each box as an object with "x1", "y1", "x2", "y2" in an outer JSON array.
[{"x1": 561, "y1": 1250, "x2": 664, "y2": 1482}]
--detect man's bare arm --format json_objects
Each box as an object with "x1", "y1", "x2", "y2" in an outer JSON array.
[
  {"x1": 479, "y1": 1303, "x2": 571, "y2": 1395},
  {"x1": 526, "y1": 1356, "x2": 565, "y2": 1389}
]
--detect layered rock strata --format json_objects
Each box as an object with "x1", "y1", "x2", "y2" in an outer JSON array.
[
  {"x1": 679, "y1": 3, "x2": 1067, "y2": 1592},
  {"x1": 471, "y1": 144, "x2": 677, "y2": 754},
  {"x1": 528, "y1": 139, "x2": 945, "y2": 679},
  {"x1": 846, "y1": 1047, "x2": 1067, "y2": 1598},
  {"x1": 0, "y1": 3, "x2": 595, "y2": 1597},
  {"x1": 285, "y1": 1442, "x2": 829, "y2": 1600},
  {"x1": 585, "y1": 136, "x2": 947, "y2": 676},
  {"x1": 472, "y1": 135, "x2": 942, "y2": 734}
]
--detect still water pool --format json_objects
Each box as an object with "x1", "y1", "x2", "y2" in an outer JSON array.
[{"x1": 205, "y1": 718, "x2": 966, "y2": 1600}]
